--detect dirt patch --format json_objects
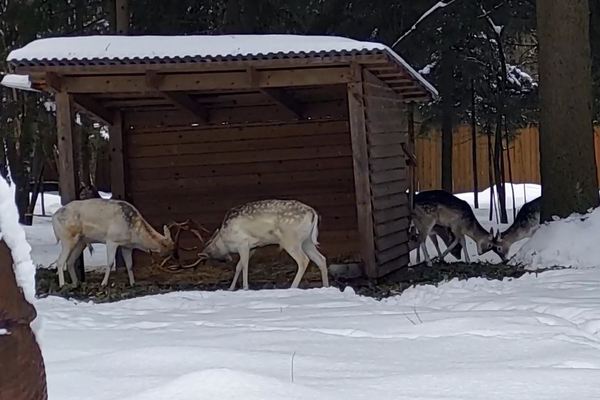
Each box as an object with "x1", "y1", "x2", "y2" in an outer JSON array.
[{"x1": 35, "y1": 257, "x2": 568, "y2": 303}]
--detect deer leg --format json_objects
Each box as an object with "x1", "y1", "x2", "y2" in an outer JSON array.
[
  {"x1": 240, "y1": 246, "x2": 252, "y2": 291},
  {"x1": 430, "y1": 234, "x2": 443, "y2": 259},
  {"x1": 230, "y1": 258, "x2": 243, "y2": 291},
  {"x1": 302, "y1": 241, "x2": 329, "y2": 287},
  {"x1": 288, "y1": 245, "x2": 310, "y2": 289},
  {"x1": 101, "y1": 242, "x2": 119, "y2": 287},
  {"x1": 439, "y1": 238, "x2": 460, "y2": 260},
  {"x1": 56, "y1": 239, "x2": 77, "y2": 287},
  {"x1": 121, "y1": 247, "x2": 135, "y2": 286},
  {"x1": 460, "y1": 235, "x2": 471, "y2": 263},
  {"x1": 66, "y1": 240, "x2": 86, "y2": 286}
]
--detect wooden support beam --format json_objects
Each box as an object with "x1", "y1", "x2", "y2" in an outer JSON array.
[
  {"x1": 45, "y1": 72, "x2": 62, "y2": 92},
  {"x1": 347, "y1": 63, "x2": 378, "y2": 279},
  {"x1": 162, "y1": 92, "x2": 208, "y2": 122},
  {"x1": 72, "y1": 95, "x2": 115, "y2": 125},
  {"x1": 55, "y1": 91, "x2": 85, "y2": 282},
  {"x1": 55, "y1": 92, "x2": 78, "y2": 205},
  {"x1": 61, "y1": 67, "x2": 352, "y2": 93},
  {"x1": 109, "y1": 111, "x2": 126, "y2": 200},
  {"x1": 260, "y1": 88, "x2": 304, "y2": 119},
  {"x1": 145, "y1": 71, "x2": 207, "y2": 122}
]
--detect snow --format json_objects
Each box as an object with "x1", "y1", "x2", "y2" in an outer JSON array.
[
  {"x1": 7, "y1": 34, "x2": 438, "y2": 97},
  {"x1": 0, "y1": 177, "x2": 37, "y2": 305},
  {"x1": 392, "y1": 1, "x2": 456, "y2": 47},
  {"x1": 512, "y1": 207, "x2": 600, "y2": 270},
  {"x1": 38, "y1": 275, "x2": 600, "y2": 400},
  {"x1": 0, "y1": 73, "x2": 39, "y2": 92},
  {"x1": 21, "y1": 181, "x2": 600, "y2": 399}
]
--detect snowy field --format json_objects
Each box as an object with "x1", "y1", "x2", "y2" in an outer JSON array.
[{"x1": 22, "y1": 184, "x2": 600, "y2": 399}]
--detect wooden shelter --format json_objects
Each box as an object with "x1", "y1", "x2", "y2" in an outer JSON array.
[{"x1": 5, "y1": 35, "x2": 436, "y2": 278}]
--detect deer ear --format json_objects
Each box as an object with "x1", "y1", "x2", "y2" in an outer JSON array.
[
  {"x1": 489, "y1": 227, "x2": 495, "y2": 239},
  {"x1": 163, "y1": 225, "x2": 172, "y2": 240}
]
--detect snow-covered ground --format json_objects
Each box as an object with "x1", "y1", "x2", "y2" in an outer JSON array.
[
  {"x1": 22, "y1": 183, "x2": 600, "y2": 399},
  {"x1": 39, "y1": 274, "x2": 600, "y2": 400}
]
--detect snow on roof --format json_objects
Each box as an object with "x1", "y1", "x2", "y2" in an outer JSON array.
[
  {"x1": 7, "y1": 34, "x2": 437, "y2": 97},
  {"x1": 0, "y1": 73, "x2": 40, "y2": 92},
  {"x1": 0, "y1": 177, "x2": 37, "y2": 307}
]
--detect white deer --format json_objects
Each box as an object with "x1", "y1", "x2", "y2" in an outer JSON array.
[
  {"x1": 199, "y1": 199, "x2": 329, "y2": 291},
  {"x1": 52, "y1": 198, "x2": 175, "y2": 287}
]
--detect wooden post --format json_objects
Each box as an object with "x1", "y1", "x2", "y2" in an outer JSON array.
[
  {"x1": 115, "y1": 0, "x2": 129, "y2": 34},
  {"x1": 55, "y1": 92, "x2": 85, "y2": 282},
  {"x1": 347, "y1": 63, "x2": 377, "y2": 278},
  {"x1": 0, "y1": 240, "x2": 48, "y2": 400},
  {"x1": 109, "y1": 111, "x2": 126, "y2": 200}
]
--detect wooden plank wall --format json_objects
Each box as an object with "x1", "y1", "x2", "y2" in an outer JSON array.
[
  {"x1": 123, "y1": 95, "x2": 360, "y2": 262},
  {"x1": 362, "y1": 70, "x2": 410, "y2": 277}
]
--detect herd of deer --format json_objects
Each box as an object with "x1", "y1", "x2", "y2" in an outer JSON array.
[{"x1": 51, "y1": 187, "x2": 541, "y2": 291}]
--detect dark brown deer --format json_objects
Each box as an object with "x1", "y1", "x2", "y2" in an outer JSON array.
[{"x1": 492, "y1": 196, "x2": 541, "y2": 262}]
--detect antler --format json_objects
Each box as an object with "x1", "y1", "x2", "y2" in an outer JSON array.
[{"x1": 156, "y1": 220, "x2": 209, "y2": 272}]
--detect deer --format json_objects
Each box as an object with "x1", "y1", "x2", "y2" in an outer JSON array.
[
  {"x1": 410, "y1": 224, "x2": 463, "y2": 263},
  {"x1": 491, "y1": 196, "x2": 541, "y2": 262},
  {"x1": 412, "y1": 190, "x2": 496, "y2": 265},
  {"x1": 52, "y1": 198, "x2": 178, "y2": 288},
  {"x1": 197, "y1": 199, "x2": 328, "y2": 291}
]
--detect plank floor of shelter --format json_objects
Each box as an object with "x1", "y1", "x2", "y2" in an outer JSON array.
[{"x1": 35, "y1": 256, "x2": 567, "y2": 303}]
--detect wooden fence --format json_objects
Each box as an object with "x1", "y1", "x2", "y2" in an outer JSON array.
[{"x1": 416, "y1": 125, "x2": 600, "y2": 193}]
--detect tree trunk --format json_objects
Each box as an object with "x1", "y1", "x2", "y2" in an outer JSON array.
[
  {"x1": 440, "y1": 49, "x2": 454, "y2": 193},
  {"x1": 471, "y1": 81, "x2": 479, "y2": 208},
  {"x1": 537, "y1": 0, "x2": 599, "y2": 221},
  {"x1": 494, "y1": 118, "x2": 508, "y2": 223}
]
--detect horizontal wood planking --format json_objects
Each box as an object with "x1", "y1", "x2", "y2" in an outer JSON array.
[
  {"x1": 373, "y1": 205, "x2": 410, "y2": 224},
  {"x1": 128, "y1": 119, "x2": 349, "y2": 140},
  {"x1": 130, "y1": 168, "x2": 353, "y2": 192},
  {"x1": 376, "y1": 242, "x2": 410, "y2": 264},
  {"x1": 377, "y1": 253, "x2": 410, "y2": 277},
  {"x1": 374, "y1": 217, "x2": 410, "y2": 237},
  {"x1": 130, "y1": 157, "x2": 353, "y2": 181},
  {"x1": 375, "y1": 230, "x2": 409, "y2": 252},
  {"x1": 128, "y1": 145, "x2": 352, "y2": 169},
  {"x1": 126, "y1": 116, "x2": 359, "y2": 261},
  {"x1": 372, "y1": 193, "x2": 407, "y2": 211},
  {"x1": 125, "y1": 100, "x2": 347, "y2": 128},
  {"x1": 129, "y1": 133, "x2": 350, "y2": 158}
]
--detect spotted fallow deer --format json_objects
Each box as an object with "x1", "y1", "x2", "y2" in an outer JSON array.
[
  {"x1": 199, "y1": 199, "x2": 328, "y2": 291},
  {"x1": 412, "y1": 190, "x2": 496, "y2": 265},
  {"x1": 52, "y1": 199, "x2": 176, "y2": 287},
  {"x1": 492, "y1": 196, "x2": 541, "y2": 262}
]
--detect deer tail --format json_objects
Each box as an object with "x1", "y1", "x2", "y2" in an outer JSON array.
[{"x1": 310, "y1": 211, "x2": 320, "y2": 247}]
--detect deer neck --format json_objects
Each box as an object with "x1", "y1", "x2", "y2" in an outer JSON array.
[
  {"x1": 133, "y1": 219, "x2": 164, "y2": 252},
  {"x1": 464, "y1": 217, "x2": 490, "y2": 244}
]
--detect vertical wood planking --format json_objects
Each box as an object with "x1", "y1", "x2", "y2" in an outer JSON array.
[{"x1": 347, "y1": 63, "x2": 377, "y2": 278}]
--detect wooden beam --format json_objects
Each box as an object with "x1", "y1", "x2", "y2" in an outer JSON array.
[
  {"x1": 61, "y1": 67, "x2": 352, "y2": 93},
  {"x1": 260, "y1": 88, "x2": 304, "y2": 119},
  {"x1": 45, "y1": 72, "x2": 62, "y2": 92},
  {"x1": 162, "y1": 92, "x2": 208, "y2": 122},
  {"x1": 347, "y1": 63, "x2": 378, "y2": 279},
  {"x1": 145, "y1": 71, "x2": 208, "y2": 122},
  {"x1": 55, "y1": 91, "x2": 85, "y2": 282},
  {"x1": 72, "y1": 95, "x2": 115, "y2": 125},
  {"x1": 109, "y1": 111, "x2": 126, "y2": 200},
  {"x1": 55, "y1": 92, "x2": 78, "y2": 205}
]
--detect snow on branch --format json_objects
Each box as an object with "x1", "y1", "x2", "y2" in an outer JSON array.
[{"x1": 392, "y1": 0, "x2": 458, "y2": 48}]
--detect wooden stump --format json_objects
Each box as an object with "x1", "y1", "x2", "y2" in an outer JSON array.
[{"x1": 0, "y1": 240, "x2": 48, "y2": 400}]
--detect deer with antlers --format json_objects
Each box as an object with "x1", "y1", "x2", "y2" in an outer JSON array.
[
  {"x1": 191, "y1": 199, "x2": 328, "y2": 291},
  {"x1": 51, "y1": 198, "x2": 198, "y2": 287}
]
